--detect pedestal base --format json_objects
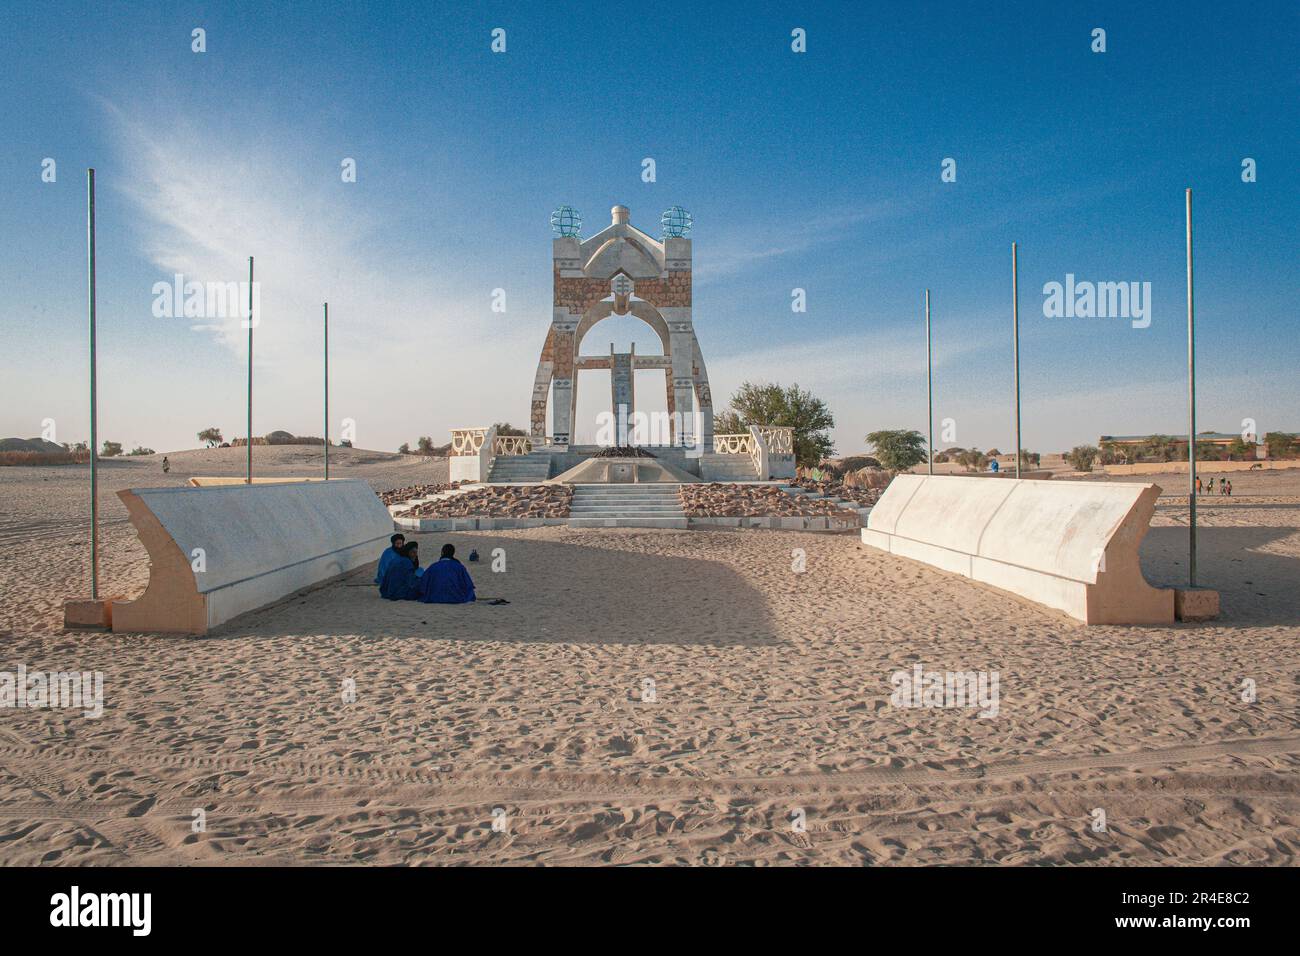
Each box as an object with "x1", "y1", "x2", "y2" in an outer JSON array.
[
  {"x1": 63, "y1": 597, "x2": 121, "y2": 630},
  {"x1": 1174, "y1": 587, "x2": 1221, "y2": 622}
]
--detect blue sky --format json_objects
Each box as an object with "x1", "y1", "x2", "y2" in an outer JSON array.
[{"x1": 1, "y1": 1, "x2": 1295, "y2": 455}]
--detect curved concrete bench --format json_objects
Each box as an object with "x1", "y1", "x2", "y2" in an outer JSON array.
[
  {"x1": 111, "y1": 479, "x2": 394, "y2": 634},
  {"x1": 861, "y1": 474, "x2": 1174, "y2": 624}
]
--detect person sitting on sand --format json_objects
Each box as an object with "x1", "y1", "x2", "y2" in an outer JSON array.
[
  {"x1": 380, "y1": 542, "x2": 421, "y2": 600},
  {"x1": 417, "y1": 544, "x2": 476, "y2": 604},
  {"x1": 375, "y1": 533, "x2": 406, "y2": 586}
]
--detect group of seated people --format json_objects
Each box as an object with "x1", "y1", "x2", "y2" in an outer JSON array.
[{"x1": 375, "y1": 533, "x2": 476, "y2": 603}]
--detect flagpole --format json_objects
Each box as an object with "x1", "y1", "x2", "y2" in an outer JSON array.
[
  {"x1": 925, "y1": 289, "x2": 933, "y2": 475},
  {"x1": 246, "y1": 256, "x2": 254, "y2": 483},
  {"x1": 87, "y1": 169, "x2": 99, "y2": 599},
  {"x1": 323, "y1": 302, "x2": 329, "y2": 480},
  {"x1": 1186, "y1": 189, "x2": 1197, "y2": 586},
  {"x1": 1012, "y1": 242, "x2": 1021, "y2": 479}
]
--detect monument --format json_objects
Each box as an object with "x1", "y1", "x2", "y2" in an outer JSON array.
[
  {"x1": 532, "y1": 204, "x2": 713, "y2": 450},
  {"x1": 448, "y1": 204, "x2": 795, "y2": 485}
]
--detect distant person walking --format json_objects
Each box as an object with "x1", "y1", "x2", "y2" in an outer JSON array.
[
  {"x1": 1195, "y1": 476, "x2": 1202, "y2": 495},
  {"x1": 1226, "y1": 480, "x2": 1233, "y2": 497},
  {"x1": 162, "y1": 456, "x2": 170, "y2": 474}
]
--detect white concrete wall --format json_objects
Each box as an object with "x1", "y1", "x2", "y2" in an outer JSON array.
[
  {"x1": 112, "y1": 479, "x2": 394, "y2": 633},
  {"x1": 861, "y1": 474, "x2": 1174, "y2": 624},
  {"x1": 448, "y1": 426, "x2": 496, "y2": 483}
]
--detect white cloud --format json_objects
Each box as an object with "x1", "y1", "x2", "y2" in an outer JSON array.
[
  {"x1": 102, "y1": 101, "x2": 545, "y2": 452},
  {"x1": 696, "y1": 202, "x2": 903, "y2": 284}
]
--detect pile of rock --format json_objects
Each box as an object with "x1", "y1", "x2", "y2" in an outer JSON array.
[
  {"x1": 592, "y1": 445, "x2": 657, "y2": 459},
  {"x1": 396, "y1": 484, "x2": 571, "y2": 518},
  {"x1": 679, "y1": 483, "x2": 852, "y2": 517},
  {"x1": 788, "y1": 477, "x2": 881, "y2": 507},
  {"x1": 380, "y1": 482, "x2": 462, "y2": 506}
]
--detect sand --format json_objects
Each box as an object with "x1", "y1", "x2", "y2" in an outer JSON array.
[{"x1": 0, "y1": 450, "x2": 1297, "y2": 865}]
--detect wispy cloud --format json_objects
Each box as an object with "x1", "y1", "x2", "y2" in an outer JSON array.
[
  {"x1": 696, "y1": 201, "x2": 907, "y2": 284},
  {"x1": 102, "y1": 99, "x2": 547, "y2": 448}
]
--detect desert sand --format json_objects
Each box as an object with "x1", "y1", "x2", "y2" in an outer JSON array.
[{"x1": 0, "y1": 448, "x2": 1296, "y2": 865}]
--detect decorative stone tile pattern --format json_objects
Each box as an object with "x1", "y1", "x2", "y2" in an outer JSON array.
[{"x1": 632, "y1": 273, "x2": 692, "y2": 308}]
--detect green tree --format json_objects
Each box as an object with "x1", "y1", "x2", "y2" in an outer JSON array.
[
  {"x1": 398, "y1": 442, "x2": 411, "y2": 454},
  {"x1": 1066, "y1": 445, "x2": 1098, "y2": 472},
  {"x1": 865, "y1": 429, "x2": 927, "y2": 472},
  {"x1": 1098, "y1": 440, "x2": 1125, "y2": 465},
  {"x1": 1194, "y1": 440, "x2": 1219, "y2": 461},
  {"x1": 101, "y1": 440, "x2": 122, "y2": 457},
  {"x1": 416, "y1": 436, "x2": 436, "y2": 455},
  {"x1": 197, "y1": 427, "x2": 222, "y2": 447},
  {"x1": 1143, "y1": 434, "x2": 1177, "y2": 462},
  {"x1": 1226, "y1": 436, "x2": 1251, "y2": 461},
  {"x1": 491, "y1": 422, "x2": 527, "y2": 436},
  {"x1": 128, "y1": 446, "x2": 156, "y2": 456},
  {"x1": 1264, "y1": 431, "x2": 1297, "y2": 459},
  {"x1": 722, "y1": 382, "x2": 835, "y2": 467},
  {"x1": 713, "y1": 410, "x2": 745, "y2": 435}
]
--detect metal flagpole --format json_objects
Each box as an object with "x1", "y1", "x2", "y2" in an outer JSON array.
[
  {"x1": 323, "y1": 302, "x2": 329, "y2": 480},
  {"x1": 1012, "y1": 242, "x2": 1022, "y2": 479},
  {"x1": 87, "y1": 169, "x2": 99, "y2": 599},
  {"x1": 246, "y1": 256, "x2": 254, "y2": 484},
  {"x1": 1186, "y1": 189, "x2": 1197, "y2": 587},
  {"x1": 925, "y1": 289, "x2": 933, "y2": 475}
]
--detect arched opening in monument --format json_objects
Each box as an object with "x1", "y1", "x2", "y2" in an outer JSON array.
[
  {"x1": 572, "y1": 309, "x2": 672, "y2": 447},
  {"x1": 632, "y1": 369, "x2": 670, "y2": 438},
  {"x1": 572, "y1": 368, "x2": 611, "y2": 445},
  {"x1": 575, "y1": 313, "x2": 663, "y2": 357}
]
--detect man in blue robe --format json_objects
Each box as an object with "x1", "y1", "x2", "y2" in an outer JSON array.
[
  {"x1": 417, "y1": 544, "x2": 477, "y2": 604},
  {"x1": 380, "y1": 542, "x2": 421, "y2": 600},
  {"x1": 374, "y1": 533, "x2": 406, "y2": 586}
]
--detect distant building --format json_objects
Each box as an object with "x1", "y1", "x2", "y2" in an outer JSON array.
[{"x1": 1099, "y1": 432, "x2": 1265, "y2": 459}]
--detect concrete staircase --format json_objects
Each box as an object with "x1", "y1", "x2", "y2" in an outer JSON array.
[
  {"x1": 487, "y1": 451, "x2": 553, "y2": 483},
  {"x1": 568, "y1": 483, "x2": 687, "y2": 528},
  {"x1": 698, "y1": 453, "x2": 759, "y2": 482}
]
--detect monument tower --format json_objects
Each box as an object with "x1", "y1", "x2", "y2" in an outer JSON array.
[{"x1": 530, "y1": 204, "x2": 714, "y2": 450}]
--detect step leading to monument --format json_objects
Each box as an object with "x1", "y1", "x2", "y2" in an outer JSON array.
[
  {"x1": 567, "y1": 483, "x2": 688, "y2": 528},
  {"x1": 486, "y1": 451, "x2": 553, "y2": 483}
]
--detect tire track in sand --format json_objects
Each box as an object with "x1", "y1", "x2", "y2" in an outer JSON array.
[{"x1": 0, "y1": 734, "x2": 1295, "y2": 821}]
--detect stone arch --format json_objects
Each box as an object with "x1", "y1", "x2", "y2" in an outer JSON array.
[
  {"x1": 532, "y1": 204, "x2": 712, "y2": 448},
  {"x1": 575, "y1": 299, "x2": 670, "y2": 355}
]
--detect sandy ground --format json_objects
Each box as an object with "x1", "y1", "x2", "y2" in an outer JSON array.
[{"x1": 0, "y1": 452, "x2": 1296, "y2": 865}]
